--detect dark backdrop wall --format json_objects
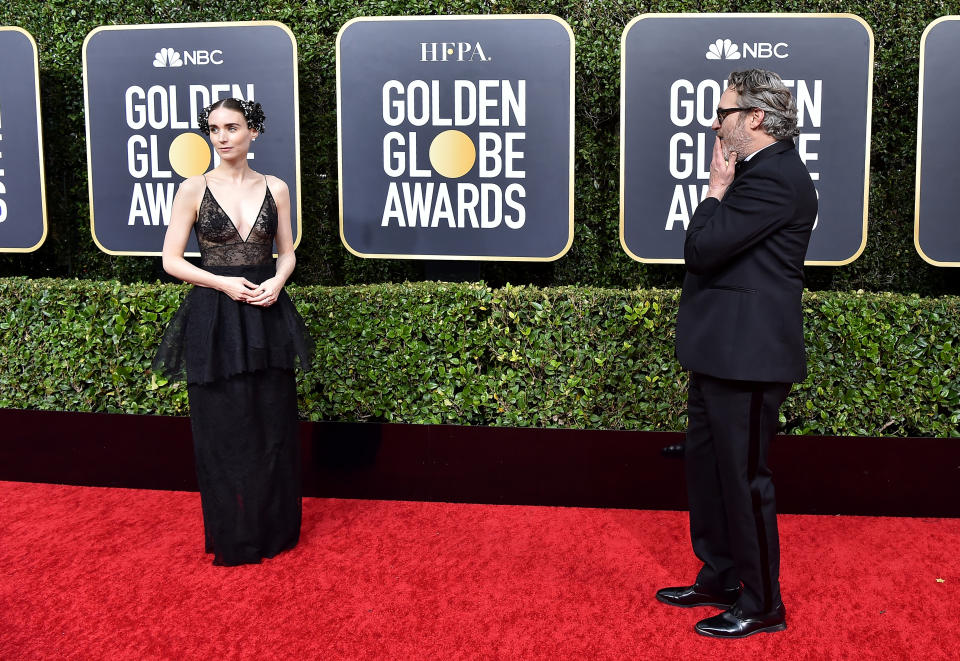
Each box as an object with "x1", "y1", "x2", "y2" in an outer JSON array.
[{"x1": 0, "y1": 0, "x2": 957, "y2": 294}]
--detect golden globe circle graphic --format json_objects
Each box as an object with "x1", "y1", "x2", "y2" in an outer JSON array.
[
  {"x1": 168, "y1": 132, "x2": 212, "y2": 178},
  {"x1": 429, "y1": 130, "x2": 476, "y2": 179}
]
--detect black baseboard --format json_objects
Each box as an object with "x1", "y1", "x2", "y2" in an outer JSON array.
[{"x1": 1, "y1": 408, "x2": 957, "y2": 517}]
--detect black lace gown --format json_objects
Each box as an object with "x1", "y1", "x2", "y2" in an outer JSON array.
[{"x1": 152, "y1": 182, "x2": 313, "y2": 566}]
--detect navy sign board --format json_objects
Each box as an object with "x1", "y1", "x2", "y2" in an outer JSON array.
[
  {"x1": 83, "y1": 21, "x2": 300, "y2": 256},
  {"x1": 621, "y1": 14, "x2": 873, "y2": 265},
  {"x1": 0, "y1": 27, "x2": 47, "y2": 252},
  {"x1": 915, "y1": 17, "x2": 960, "y2": 266},
  {"x1": 337, "y1": 15, "x2": 574, "y2": 261}
]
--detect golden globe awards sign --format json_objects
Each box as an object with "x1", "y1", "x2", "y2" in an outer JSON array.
[
  {"x1": 337, "y1": 15, "x2": 574, "y2": 261},
  {"x1": 621, "y1": 14, "x2": 873, "y2": 265},
  {"x1": 0, "y1": 27, "x2": 47, "y2": 252},
  {"x1": 83, "y1": 21, "x2": 300, "y2": 256},
  {"x1": 915, "y1": 17, "x2": 960, "y2": 266}
]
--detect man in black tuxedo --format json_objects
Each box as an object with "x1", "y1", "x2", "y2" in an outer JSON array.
[{"x1": 656, "y1": 69, "x2": 818, "y2": 638}]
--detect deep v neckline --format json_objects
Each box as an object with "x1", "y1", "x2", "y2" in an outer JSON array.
[{"x1": 204, "y1": 180, "x2": 270, "y2": 243}]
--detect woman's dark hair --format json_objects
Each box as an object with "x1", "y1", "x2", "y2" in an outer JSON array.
[{"x1": 197, "y1": 98, "x2": 266, "y2": 135}]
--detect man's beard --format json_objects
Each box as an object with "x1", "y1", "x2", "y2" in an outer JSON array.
[{"x1": 720, "y1": 118, "x2": 751, "y2": 162}]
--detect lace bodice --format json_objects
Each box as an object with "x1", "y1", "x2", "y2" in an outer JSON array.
[{"x1": 196, "y1": 183, "x2": 277, "y2": 266}]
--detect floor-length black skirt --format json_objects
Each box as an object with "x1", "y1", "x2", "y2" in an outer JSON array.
[{"x1": 187, "y1": 367, "x2": 302, "y2": 566}]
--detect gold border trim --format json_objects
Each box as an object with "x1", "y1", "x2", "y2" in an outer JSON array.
[
  {"x1": 914, "y1": 16, "x2": 960, "y2": 267},
  {"x1": 82, "y1": 20, "x2": 301, "y2": 257},
  {"x1": 619, "y1": 13, "x2": 874, "y2": 267},
  {"x1": 336, "y1": 14, "x2": 575, "y2": 262},
  {"x1": 0, "y1": 27, "x2": 48, "y2": 253}
]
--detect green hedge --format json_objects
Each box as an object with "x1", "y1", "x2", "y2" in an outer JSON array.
[
  {"x1": 2, "y1": 277, "x2": 957, "y2": 437},
  {"x1": 1, "y1": 0, "x2": 960, "y2": 295}
]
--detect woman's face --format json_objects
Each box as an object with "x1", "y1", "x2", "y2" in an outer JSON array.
[{"x1": 207, "y1": 106, "x2": 257, "y2": 160}]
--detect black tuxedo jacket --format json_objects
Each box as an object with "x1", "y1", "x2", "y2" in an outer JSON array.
[{"x1": 675, "y1": 139, "x2": 818, "y2": 383}]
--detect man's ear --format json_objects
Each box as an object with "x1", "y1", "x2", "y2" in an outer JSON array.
[{"x1": 750, "y1": 108, "x2": 765, "y2": 129}]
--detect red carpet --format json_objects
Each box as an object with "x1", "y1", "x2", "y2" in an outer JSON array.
[{"x1": 0, "y1": 481, "x2": 957, "y2": 659}]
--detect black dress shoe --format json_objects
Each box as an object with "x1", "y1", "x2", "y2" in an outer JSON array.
[
  {"x1": 694, "y1": 603, "x2": 787, "y2": 638},
  {"x1": 655, "y1": 583, "x2": 741, "y2": 608}
]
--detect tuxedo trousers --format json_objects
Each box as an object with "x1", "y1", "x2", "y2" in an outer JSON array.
[{"x1": 685, "y1": 372, "x2": 791, "y2": 616}]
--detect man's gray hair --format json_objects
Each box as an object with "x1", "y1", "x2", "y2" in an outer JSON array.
[{"x1": 728, "y1": 69, "x2": 800, "y2": 140}]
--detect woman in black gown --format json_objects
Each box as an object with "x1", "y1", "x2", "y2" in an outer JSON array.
[{"x1": 152, "y1": 99, "x2": 312, "y2": 566}]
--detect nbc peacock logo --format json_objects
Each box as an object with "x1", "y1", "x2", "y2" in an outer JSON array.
[
  {"x1": 153, "y1": 47, "x2": 183, "y2": 68},
  {"x1": 705, "y1": 39, "x2": 740, "y2": 61}
]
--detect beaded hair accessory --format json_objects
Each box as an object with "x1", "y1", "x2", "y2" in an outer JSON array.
[{"x1": 197, "y1": 99, "x2": 266, "y2": 135}]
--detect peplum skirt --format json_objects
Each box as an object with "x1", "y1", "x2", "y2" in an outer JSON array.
[{"x1": 152, "y1": 263, "x2": 313, "y2": 386}]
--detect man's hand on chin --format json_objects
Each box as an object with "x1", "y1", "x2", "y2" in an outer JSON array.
[{"x1": 707, "y1": 136, "x2": 736, "y2": 201}]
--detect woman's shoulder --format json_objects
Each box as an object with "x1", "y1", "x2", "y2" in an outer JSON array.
[
  {"x1": 178, "y1": 174, "x2": 207, "y2": 195},
  {"x1": 175, "y1": 175, "x2": 207, "y2": 207},
  {"x1": 264, "y1": 174, "x2": 289, "y2": 191},
  {"x1": 264, "y1": 174, "x2": 289, "y2": 198}
]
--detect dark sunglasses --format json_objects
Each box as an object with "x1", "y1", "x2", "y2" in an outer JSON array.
[{"x1": 716, "y1": 106, "x2": 753, "y2": 123}]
